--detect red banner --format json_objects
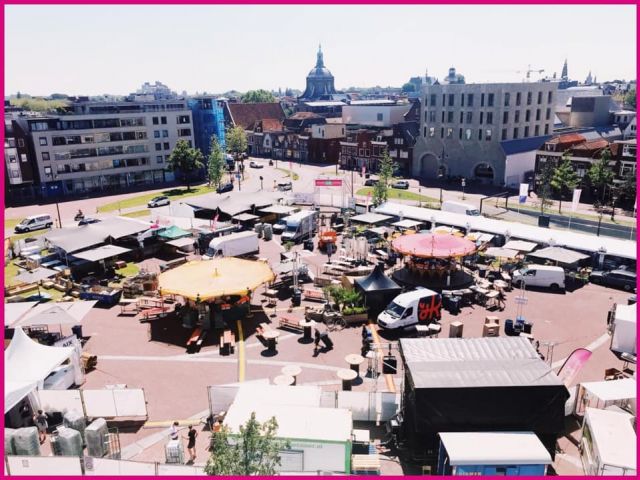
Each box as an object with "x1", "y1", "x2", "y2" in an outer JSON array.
[{"x1": 315, "y1": 179, "x2": 343, "y2": 187}]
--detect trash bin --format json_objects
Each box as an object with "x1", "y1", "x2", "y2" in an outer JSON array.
[
  {"x1": 505, "y1": 319, "x2": 515, "y2": 336},
  {"x1": 538, "y1": 215, "x2": 550, "y2": 228},
  {"x1": 448, "y1": 297, "x2": 460, "y2": 315},
  {"x1": 263, "y1": 224, "x2": 273, "y2": 241},
  {"x1": 291, "y1": 289, "x2": 301, "y2": 307},
  {"x1": 304, "y1": 239, "x2": 314, "y2": 251},
  {"x1": 523, "y1": 322, "x2": 533, "y2": 334},
  {"x1": 71, "y1": 325, "x2": 83, "y2": 339}
]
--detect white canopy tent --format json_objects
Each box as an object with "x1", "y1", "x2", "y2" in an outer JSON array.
[
  {"x1": 3, "y1": 302, "x2": 39, "y2": 327},
  {"x1": 484, "y1": 247, "x2": 520, "y2": 259},
  {"x1": 503, "y1": 240, "x2": 538, "y2": 252},
  {"x1": 7, "y1": 301, "x2": 97, "y2": 328},
  {"x1": 4, "y1": 328, "x2": 74, "y2": 413}
]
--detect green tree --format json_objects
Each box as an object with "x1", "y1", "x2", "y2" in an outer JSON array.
[
  {"x1": 167, "y1": 139, "x2": 204, "y2": 192},
  {"x1": 226, "y1": 126, "x2": 248, "y2": 164},
  {"x1": 550, "y1": 154, "x2": 579, "y2": 214},
  {"x1": 241, "y1": 89, "x2": 277, "y2": 103},
  {"x1": 207, "y1": 135, "x2": 225, "y2": 187},
  {"x1": 537, "y1": 160, "x2": 555, "y2": 214},
  {"x1": 372, "y1": 151, "x2": 397, "y2": 207},
  {"x1": 204, "y1": 413, "x2": 289, "y2": 476},
  {"x1": 624, "y1": 89, "x2": 636, "y2": 109},
  {"x1": 587, "y1": 148, "x2": 615, "y2": 203},
  {"x1": 619, "y1": 171, "x2": 636, "y2": 208},
  {"x1": 401, "y1": 82, "x2": 416, "y2": 93}
]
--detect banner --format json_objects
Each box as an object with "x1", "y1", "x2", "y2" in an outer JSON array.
[
  {"x1": 571, "y1": 189, "x2": 582, "y2": 212},
  {"x1": 315, "y1": 178, "x2": 342, "y2": 187},
  {"x1": 557, "y1": 348, "x2": 592, "y2": 387},
  {"x1": 518, "y1": 183, "x2": 528, "y2": 204}
]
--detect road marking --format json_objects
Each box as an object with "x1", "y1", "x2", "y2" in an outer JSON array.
[
  {"x1": 368, "y1": 323, "x2": 396, "y2": 393},
  {"x1": 237, "y1": 320, "x2": 245, "y2": 382}
]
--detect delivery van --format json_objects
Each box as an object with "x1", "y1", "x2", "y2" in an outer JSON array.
[
  {"x1": 281, "y1": 210, "x2": 317, "y2": 244},
  {"x1": 204, "y1": 230, "x2": 259, "y2": 258},
  {"x1": 512, "y1": 265, "x2": 565, "y2": 291},
  {"x1": 14, "y1": 214, "x2": 53, "y2": 233},
  {"x1": 441, "y1": 201, "x2": 481, "y2": 216},
  {"x1": 377, "y1": 288, "x2": 442, "y2": 330}
]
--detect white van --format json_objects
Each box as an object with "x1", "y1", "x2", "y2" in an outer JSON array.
[
  {"x1": 441, "y1": 201, "x2": 481, "y2": 216},
  {"x1": 512, "y1": 265, "x2": 565, "y2": 291},
  {"x1": 377, "y1": 288, "x2": 442, "y2": 330},
  {"x1": 204, "y1": 231, "x2": 259, "y2": 258},
  {"x1": 14, "y1": 214, "x2": 53, "y2": 233}
]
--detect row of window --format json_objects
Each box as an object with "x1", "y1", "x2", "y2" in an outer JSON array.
[
  {"x1": 424, "y1": 124, "x2": 551, "y2": 141},
  {"x1": 424, "y1": 108, "x2": 552, "y2": 125},
  {"x1": 48, "y1": 144, "x2": 149, "y2": 161},
  {"x1": 426, "y1": 90, "x2": 552, "y2": 108},
  {"x1": 31, "y1": 114, "x2": 191, "y2": 132},
  {"x1": 47, "y1": 156, "x2": 152, "y2": 175},
  {"x1": 47, "y1": 131, "x2": 148, "y2": 146}
]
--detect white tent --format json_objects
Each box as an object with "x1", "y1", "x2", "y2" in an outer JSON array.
[
  {"x1": 4, "y1": 328, "x2": 74, "y2": 413},
  {"x1": 611, "y1": 304, "x2": 636, "y2": 355},
  {"x1": 3, "y1": 302, "x2": 39, "y2": 327},
  {"x1": 8, "y1": 301, "x2": 97, "y2": 328}
]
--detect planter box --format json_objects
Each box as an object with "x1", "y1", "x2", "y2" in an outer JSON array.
[{"x1": 343, "y1": 312, "x2": 369, "y2": 326}]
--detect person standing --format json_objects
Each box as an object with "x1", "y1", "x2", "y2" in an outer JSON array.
[
  {"x1": 34, "y1": 410, "x2": 48, "y2": 444},
  {"x1": 169, "y1": 421, "x2": 179, "y2": 441},
  {"x1": 184, "y1": 425, "x2": 198, "y2": 462}
]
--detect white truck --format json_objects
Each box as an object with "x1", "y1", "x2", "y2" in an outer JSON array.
[
  {"x1": 377, "y1": 288, "x2": 442, "y2": 330},
  {"x1": 204, "y1": 231, "x2": 259, "y2": 258},
  {"x1": 281, "y1": 210, "x2": 317, "y2": 244},
  {"x1": 441, "y1": 201, "x2": 481, "y2": 216}
]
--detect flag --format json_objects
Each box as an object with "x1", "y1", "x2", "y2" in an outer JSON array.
[
  {"x1": 557, "y1": 348, "x2": 592, "y2": 387},
  {"x1": 519, "y1": 183, "x2": 528, "y2": 204},
  {"x1": 571, "y1": 189, "x2": 582, "y2": 212}
]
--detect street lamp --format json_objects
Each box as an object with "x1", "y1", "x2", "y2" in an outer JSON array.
[
  {"x1": 461, "y1": 177, "x2": 466, "y2": 200},
  {"x1": 437, "y1": 172, "x2": 444, "y2": 205},
  {"x1": 259, "y1": 175, "x2": 264, "y2": 191},
  {"x1": 51, "y1": 174, "x2": 62, "y2": 228}
]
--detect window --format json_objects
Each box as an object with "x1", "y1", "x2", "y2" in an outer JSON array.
[
  {"x1": 536, "y1": 109, "x2": 541, "y2": 121},
  {"x1": 503, "y1": 111, "x2": 509, "y2": 123},
  {"x1": 39, "y1": 137, "x2": 48, "y2": 146},
  {"x1": 525, "y1": 110, "x2": 531, "y2": 122},
  {"x1": 17, "y1": 138, "x2": 25, "y2": 147},
  {"x1": 513, "y1": 127, "x2": 519, "y2": 139},
  {"x1": 424, "y1": 111, "x2": 428, "y2": 123},
  {"x1": 156, "y1": 155, "x2": 164, "y2": 164},
  {"x1": 516, "y1": 92, "x2": 521, "y2": 106},
  {"x1": 544, "y1": 124, "x2": 549, "y2": 135},
  {"x1": 488, "y1": 93, "x2": 494, "y2": 107},
  {"x1": 153, "y1": 117, "x2": 159, "y2": 125},
  {"x1": 478, "y1": 129, "x2": 483, "y2": 140},
  {"x1": 442, "y1": 94, "x2": 446, "y2": 106},
  {"x1": 429, "y1": 127, "x2": 435, "y2": 137},
  {"x1": 467, "y1": 94, "x2": 474, "y2": 107},
  {"x1": 441, "y1": 111, "x2": 445, "y2": 123},
  {"x1": 548, "y1": 91, "x2": 553, "y2": 103},
  {"x1": 527, "y1": 92, "x2": 532, "y2": 105},
  {"x1": 161, "y1": 116, "x2": 167, "y2": 124},
  {"x1": 447, "y1": 111, "x2": 454, "y2": 123},
  {"x1": 546, "y1": 108, "x2": 551, "y2": 120},
  {"x1": 154, "y1": 130, "x2": 160, "y2": 138},
  {"x1": 481, "y1": 93, "x2": 485, "y2": 107},
  {"x1": 537, "y1": 91, "x2": 543, "y2": 104},
  {"x1": 461, "y1": 94, "x2": 465, "y2": 107},
  {"x1": 486, "y1": 129, "x2": 492, "y2": 141},
  {"x1": 524, "y1": 126, "x2": 529, "y2": 137},
  {"x1": 515, "y1": 111, "x2": 520, "y2": 123},
  {"x1": 162, "y1": 130, "x2": 169, "y2": 138},
  {"x1": 42, "y1": 152, "x2": 50, "y2": 161},
  {"x1": 534, "y1": 125, "x2": 540, "y2": 136},
  {"x1": 31, "y1": 122, "x2": 49, "y2": 131},
  {"x1": 430, "y1": 94, "x2": 436, "y2": 106},
  {"x1": 448, "y1": 94, "x2": 454, "y2": 107},
  {"x1": 177, "y1": 115, "x2": 190, "y2": 124},
  {"x1": 429, "y1": 111, "x2": 436, "y2": 122},
  {"x1": 8, "y1": 155, "x2": 17, "y2": 163},
  {"x1": 376, "y1": 113, "x2": 383, "y2": 122},
  {"x1": 155, "y1": 143, "x2": 162, "y2": 151},
  {"x1": 504, "y1": 93, "x2": 510, "y2": 107},
  {"x1": 459, "y1": 128, "x2": 463, "y2": 139},
  {"x1": 502, "y1": 128, "x2": 508, "y2": 140},
  {"x1": 486, "y1": 112, "x2": 493, "y2": 124},
  {"x1": 44, "y1": 166, "x2": 52, "y2": 175},
  {"x1": 423, "y1": 126, "x2": 427, "y2": 137},
  {"x1": 479, "y1": 112, "x2": 484, "y2": 124},
  {"x1": 163, "y1": 142, "x2": 170, "y2": 150},
  {"x1": 440, "y1": 127, "x2": 445, "y2": 138},
  {"x1": 446, "y1": 128, "x2": 453, "y2": 138},
  {"x1": 21, "y1": 154, "x2": 27, "y2": 163},
  {"x1": 466, "y1": 112, "x2": 473, "y2": 124},
  {"x1": 460, "y1": 111, "x2": 464, "y2": 123},
  {"x1": 465, "y1": 128, "x2": 472, "y2": 140}
]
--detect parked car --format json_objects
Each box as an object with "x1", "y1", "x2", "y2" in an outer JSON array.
[
  {"x1": 78, "y1": 218, "x2": 101, "y2": 226},
  {"x1": 217, "y1": 182, "x2": 234, "y2": 194},
  {"x1": 147, "y1": 196, "x2": 170, "y2": 208},
  {"x1": 277, "y1": 181, "x2": 293, "y2": 191},
  {"x1": 249, "y1": 161, "x2": 264, "y2": 169},
  {"x1": 589, "y1": 270, "x2": 636, "y2": 291},
  {"x1": 14, "y1": 214, "x2": 53, "y2": 233},
  {"x1": 392, "y1": 180, "x2": 410, "y2": 189},
  {"x1": 364, "y1": 178, "x2": 378, "y2": 186}
]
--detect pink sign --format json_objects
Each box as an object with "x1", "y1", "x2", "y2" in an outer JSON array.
[
  {"x1": 315, "y1": 179, "x2": 342, "y2": 187},
  {"x1": 557, "y1": 348, "x2": 592, "y2": 386}
]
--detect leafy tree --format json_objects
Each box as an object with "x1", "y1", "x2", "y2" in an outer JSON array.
[
  {"x1": 204, "y1": 412, "x2": 289, "y2": 476},
  {"x1": 550, "y1": 154, "x2": 579, "y2": 214},
  {"x1": 587, "y1": 148, "x2": 615, "y2": 203},
  {"x1": 372, "y1": 151, "x2": 397, "y2": 207},
  {"x1": 167, "y1": 139, "x2": 204, "y2": 192},
  {"x1": 207, "y1": 135, "x2": 225, "y2": 188},
  {"x1": 241, "y1": 89, "x2": 277, "y2": 103},
  {"x1": 401, "y1": 82, "x2": 416, "y2": 93},
  {"x1": 624, "y1": 89, "x2": 636, "y2": 109},
  {"x1": 226, "y1": 126, "x2": 248, "y2": 164},
  {"x1": 618, "y1": 171, "x2": 637, "y2": 208},
  {"x1": 537, "y1": 160, "x2": 555, "y2": 214}
]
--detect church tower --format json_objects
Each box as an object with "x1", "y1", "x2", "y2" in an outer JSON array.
[{"x1": 300, "y1": 45, "x2": 337, "y2": 101}]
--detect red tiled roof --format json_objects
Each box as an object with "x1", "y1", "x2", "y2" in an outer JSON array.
[
  {"x1": 228, "y1": 102, "x2": 286, "y2": 129},
  {"x1": 288, "y1": 112, "x2": 322, "y2": 120},
  {"x1": 572, "y1": 139, "x2": 609, "y2": 151},
  {"x1": 259, "y1": 118, "x2": 284, "y2": 132},
  {"x1": 548, "y1": 133, "x2": 586, "y2": 144}
]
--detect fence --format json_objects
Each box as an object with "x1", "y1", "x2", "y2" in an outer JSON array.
[{"x1": 36, "y1": 388, "x2": 148, "y2": 420}]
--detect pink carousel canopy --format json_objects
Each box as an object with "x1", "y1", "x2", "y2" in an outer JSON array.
[{"x1": 392, "y1": 233, "x2": 476, "y2": 259}]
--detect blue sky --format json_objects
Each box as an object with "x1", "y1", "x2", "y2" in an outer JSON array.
[{"x1": 5, "y1": 4, "x2": 636, "y2": 96}]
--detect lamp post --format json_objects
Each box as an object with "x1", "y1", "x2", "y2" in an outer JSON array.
[
  {"x1": 259, "y1": 176, "x2": 264, "y2": 191},
  {"x1": 461, "y1": 177, "x2": 466, "y2": 200},
  {"x1": 51, "y1": 174, "x2": 62, "y2": 228}
]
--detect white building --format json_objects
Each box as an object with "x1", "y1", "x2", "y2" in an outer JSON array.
[{"x1": 342, "y1": 101, "x2": 411, "y2": 127}]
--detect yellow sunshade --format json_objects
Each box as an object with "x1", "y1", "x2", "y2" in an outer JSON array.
[{"x1": 158, "y1": 258, "x2": 275, "y2": 301}]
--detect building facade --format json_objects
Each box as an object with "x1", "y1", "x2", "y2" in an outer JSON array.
[
  {"x1": 413, "y1": 82, "x2": 558, "y2": 185},
  {"x1": 342, "y1": 101, "x2": 412, "y2": 127},
  {"x1": 26, "y1": 99, "x2": 194, "y2": 198},
  {"x1": 188, "y1": 96, "x2": 226, "y2": 157},
  {"x1": 339, "y1": 129, "x2": 389, "y2": 173},
  {"x1": 308, "y1": 123, "x2": 345, "y2": 164},
  {"x1": 4, "y1": 114, "x2": 41, "y2": 202}
]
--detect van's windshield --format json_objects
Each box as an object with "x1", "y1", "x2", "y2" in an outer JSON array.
[
  {"x1": 385, "y1": 302, "x2": 405, "y2": 318},
  {"x1": 466, "y1": 209, "x2": 481, "y2": 216},
  {"x1": 285, "y1": 225, "x2": 298, "y2": 233},
  {"x1": 19, "y1": 219, "x2": 31, "y2": 225}
]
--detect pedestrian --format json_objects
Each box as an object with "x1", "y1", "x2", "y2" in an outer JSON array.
[
  {"x1": 169, "y1": 421, "x2": 179, "y2": 441},
  {"x1": 184, "y1": 425, "x2": 198, "y2": 462},
  {"x1": 19, "y1": 401, "x2": 31, "y2": 428},
  {"x1": 34, "y1": 410, "x2": 48, "y2": 444}
]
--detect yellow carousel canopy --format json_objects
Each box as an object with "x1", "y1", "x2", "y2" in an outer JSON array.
[{"x1": 158, "y1": 258, "x2": 275, "y2": 301}]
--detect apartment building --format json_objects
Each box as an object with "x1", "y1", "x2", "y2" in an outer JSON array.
[
  {"x1": 26, "y1": 99, "x2": 194, "y2": 197},
  {"x1": 413, "y1": 82, "x2": 558, "y2": 185}
]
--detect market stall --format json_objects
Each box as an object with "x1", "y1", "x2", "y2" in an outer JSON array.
[
  {"x1": 575, "y1": 378, "x2": 636, "y2": 416},
  {"x1": 354, "y1": 264, "x2": 402, "y2": 318},
  {"x1": 527, "y1": 246, "x2": 590, "y2": 268}
]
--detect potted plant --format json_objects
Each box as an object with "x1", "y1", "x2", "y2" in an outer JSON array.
[{"x1": 324, "y1": 286, "x2": 368, "y2": 325}]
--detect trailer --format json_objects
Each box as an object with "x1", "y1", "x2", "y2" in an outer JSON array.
[{"x1": 203, "y1": 231, "x2": 259, "y2": 258}]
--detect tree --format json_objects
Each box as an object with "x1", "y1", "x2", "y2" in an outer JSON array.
[
  {"x1": 401, "y1": 82, "x2": 416, "y2": 93},
  {"x1": 624, "y1": 89, "x2": 636, "y2": 109},
  {"x1": 587, "y1": 148, "x2": 615, "y2": 204},
  {"x1": 372, "y1": 151, "x2": 397, "y2": 207},
  {"x1": 204, "y1": 412, "x2": 289, "y2": 476},
  {"x1": 550, "y1": 154, "x2": 579, "y2": 214},
  {"x1": 166, "y1": 139, "x2": 204, "y2": 192},
  {"x1": 537, "y1": 161, "x2": 555, "y2": 214},
  {"x1": 226, "y1": 126, "x2": 248, "y2": 164},
  {"x1": 241, "y1": 89, "x2": 276, "y2": 103},
  {"x1": 207, "y1": 135, "x2": 225, "y2": 188},
  {"x1": 618, "y1": 171, "x2": 636, "y2": 209}
]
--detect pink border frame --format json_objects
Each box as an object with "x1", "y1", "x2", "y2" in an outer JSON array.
[{"x1": 1, "y1": 1, "x2": 638, "y2": 479}]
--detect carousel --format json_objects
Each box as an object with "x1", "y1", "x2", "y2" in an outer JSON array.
[
  {"x1": 158, "y1": 258, "x2": 275, "y2": 330},
  {"x1": 391, "y1": 232, "x2": 477, "y2": 290}
]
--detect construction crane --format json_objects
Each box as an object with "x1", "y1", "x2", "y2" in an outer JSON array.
[{"x1": 516, "y1": 65, "x2": 545, "y2": 82}]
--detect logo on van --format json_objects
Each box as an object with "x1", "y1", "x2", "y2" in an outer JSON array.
[{"x1": 418, "y1": 295, "x2": 442, "y2": 322}]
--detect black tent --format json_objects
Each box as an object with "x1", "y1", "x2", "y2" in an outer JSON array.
[
  {"x1": 399, "y1": 337, "x2": 569, "y2": 464},
  {"x1": 354, "y1": 264, "x2": 402, "y2": 318}
]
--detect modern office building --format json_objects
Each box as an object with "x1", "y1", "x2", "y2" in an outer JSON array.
[
  {"x1": 413, "y1": 82, "x2": 558, "y2": 185},
  {"x1": 25, "y1": 98, "x2": 194, "y2": 198}
]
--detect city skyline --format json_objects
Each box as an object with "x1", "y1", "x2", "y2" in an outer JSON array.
[{"x1": 5, "y1": 4, "x2": 637, "y2": 97}]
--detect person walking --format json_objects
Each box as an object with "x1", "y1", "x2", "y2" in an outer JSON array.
[
  {"x1": 169, "y1": 421, "x2": 179, "y2": 441},
  {"x1": 184, "y1": 425, "x2": 198, "y2": 462},
  {"x1": 34, "y1": 410, "x2": 48, "y2": 444},
  {"x1": 313, "y1": 328, "x2": 321, "y2": 354}
]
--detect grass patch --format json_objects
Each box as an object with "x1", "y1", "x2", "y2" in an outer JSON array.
[
  {"x1": 356, "y1": 187, "x2": 439, "y2": 203},
  {"x1": 122, "y1": 209, "x2": 150, "y2": 218},
  {"x1": 97, "y1": 185, "x2": 216, "y2": 213},
  {"x1": 5, "y1": 218, "x2": 20, "y2": 229},
  {"x1": 276, "y1": 168, "x2": 300, "y2": 181},
  {"x1": 116, "y1": 262, "x2": 140, "y2": 278},
  {"x1": 4, "y1": 261, "x2": 21, "y2": 287}
]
